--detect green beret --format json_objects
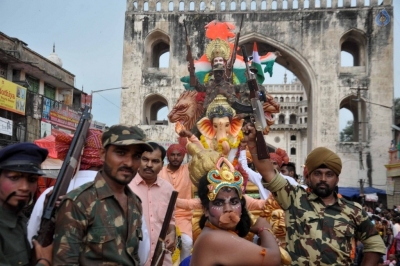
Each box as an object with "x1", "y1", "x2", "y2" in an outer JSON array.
[{"x1": 305, "y1": 147, "x2": 342, "y2": 176}]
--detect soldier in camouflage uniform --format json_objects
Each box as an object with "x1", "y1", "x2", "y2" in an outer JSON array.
[
  {"x1": 243, "y1": 124, "x2": 386, "y2": 266},
  {"x1": 53, "y1": 125, "x2": 153, "y2": 265},
  {"x1": 195, "y1": 63, "x2": 239, "y2": 109}
]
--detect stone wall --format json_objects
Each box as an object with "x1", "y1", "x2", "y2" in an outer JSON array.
[{"x1": 121, "y1": 0, "x2": 393, "y2": 189}]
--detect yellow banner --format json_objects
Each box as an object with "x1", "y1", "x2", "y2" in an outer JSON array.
[{"x1": 0, "y1": 78, "x2": 27, "y2": 115}]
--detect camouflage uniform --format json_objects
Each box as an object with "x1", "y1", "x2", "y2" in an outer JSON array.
[
  {"x1": 265, "y1": 172, "x2": 386, "y2": 265},
  {"x1": 53, "y1": 170, "x2": 143, "y2": 265},
  {"x1": 196, "y1": 80, "x2": 238, "y2": 109}
]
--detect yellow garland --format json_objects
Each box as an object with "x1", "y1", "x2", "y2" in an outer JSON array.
[
  {"x1": 172, "y1": 226, "x2": 182, "y2": 264},
  {"x1": 200, "y1": 131, "x2": 243, "y2": 153}
]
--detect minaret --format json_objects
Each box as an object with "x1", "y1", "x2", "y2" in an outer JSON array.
[
  {"x1": 284, "y1": 71, "x2": 287, "y2": 84},
  {"x1": 47, "y1": 43, "x2": 63, "y2": 67}
]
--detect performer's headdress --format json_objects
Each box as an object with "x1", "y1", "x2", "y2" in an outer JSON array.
[
  {"x1": 207, "y1": 157, "x2": 244, "y2": 201},
  {"x1": 205, "y1": 38, "x2": 231, "y2": 62},
  {"x1": 206, "y1": 95, "x2": 236, "y2": 120}
]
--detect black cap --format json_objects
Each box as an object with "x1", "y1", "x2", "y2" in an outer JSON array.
[{"x1": 0, "y1": 142, "x2": 48, "y2": 175}]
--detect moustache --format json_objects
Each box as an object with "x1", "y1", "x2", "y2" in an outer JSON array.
[
  {"x1": 143, "y1": 168, "x2": 154, "y2": 173},
  {"x1": 118, "y1": 167, "x2": 134, "y2": 173}
]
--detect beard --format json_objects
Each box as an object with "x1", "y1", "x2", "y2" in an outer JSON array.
[
  {"x1": 103, "y1": 162, "x2": 136, "y2": 186},
  {"x1": 310, "y1": 182, "x2": 335, "y2": 198}
]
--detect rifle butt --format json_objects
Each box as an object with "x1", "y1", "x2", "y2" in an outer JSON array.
[{"x1": 36, "y1": 217, "x2": 55, "y2": 247}]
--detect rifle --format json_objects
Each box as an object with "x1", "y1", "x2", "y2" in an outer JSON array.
[
  {"x1": 184, "y1": 20, "x2": 196, "y2": 87},
  {"x1": 36, "y1": 105, "x2": 91, "y2": 247},
  {"x1": 227, "y1": 14, "x2": 244, "y2": 81},
  {"x1": 151, "y1": 191, "x2": 178, "y2": 266},
  {"x1": 240, "y1": 45, "x2": 270, "y2": 160}
]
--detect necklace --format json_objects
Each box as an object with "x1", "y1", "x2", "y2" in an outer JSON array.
[{"x1": 204, "y1": 220, "x2": 238, "y2": 235}]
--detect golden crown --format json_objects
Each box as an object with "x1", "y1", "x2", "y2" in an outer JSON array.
[
  {"x1": 205, "y1": 38, "x2": 231, "y2": 62},
  {"x1": 207, "y1": 157, "x2": 244, "y2": 201},
  {"x1": 205, "y1": 95, "x2": 236, "y2": 119}
]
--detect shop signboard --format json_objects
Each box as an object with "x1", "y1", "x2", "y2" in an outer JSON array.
[
  {"x1": 42, "y1": 97, "x2": 81, "y2": 130},
  {"x1": 0, "y1": 77, "x2": 27, "y2": 115},
  {"x1": 0, "y1": 117, "x2": 13, "y2": 136}
]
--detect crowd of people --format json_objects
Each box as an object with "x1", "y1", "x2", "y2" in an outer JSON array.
[
  {"x1": 0, "y1": 40, "x2": 392, "y2": 264},
  {"x1": 0, "y1": 122, "x2": 392, "y2": 266}
]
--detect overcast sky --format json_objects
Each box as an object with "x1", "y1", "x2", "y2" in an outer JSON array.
[{"x1": 1, "y1": 0, "x2": 398, "y2": 130}]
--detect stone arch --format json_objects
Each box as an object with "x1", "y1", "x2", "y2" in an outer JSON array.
[
  {"x1": 339, "y1": 94, "x2": 367, "y2": 142},
  {"x1": 221, "y1": 1, "x2": 226, "y2": 10},
  {"x1": 340, "y1": 28, "x2": 367, "y2": 67},
  {"x1": 238, "y1": 32, "x2": 320, "y2": 151},
  {"x1": 241, "y1": 1, "x2": 246, "y2": 10},
  {"x1": 143, "y1": 94, "x2": 169, "y2": 125},
  {"x1": 230, "y1": 1, "x2": 236, "y2": 10},
  {"x1": 289, "y1": 114, "x2": 297, "y2": 124},
  {"x1": 278, "y1": 114, "x2": 285, "y2": 124},
  {"x1": 144, "y1": 30, "x2": 170, "y2": 68}
]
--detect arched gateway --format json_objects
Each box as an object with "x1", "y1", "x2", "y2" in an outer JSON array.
[{"x1": 120, "y1": 0, "x2": 393, "y2": 189}]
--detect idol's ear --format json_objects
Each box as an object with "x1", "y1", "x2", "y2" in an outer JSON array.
[
  {"x1": 197, "y1": 117, "x2": 215, "y2": 139},
  {"x1": 229, "y1": 118, "x2": 244, "y2": 137}
]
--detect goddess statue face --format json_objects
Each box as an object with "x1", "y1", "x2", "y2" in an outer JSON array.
[{"x1": 213, "y1": 56, "x2": 225, "y2": 66}]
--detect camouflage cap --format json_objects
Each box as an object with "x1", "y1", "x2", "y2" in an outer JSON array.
[{"x1": 101, "y1": 125, "x2": 153, "y2": 152}]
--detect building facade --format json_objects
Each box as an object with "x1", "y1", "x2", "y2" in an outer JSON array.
[
  {"x1": 265, "y1": 79, "x2": 308, "y2": 178},
  {"x1": 120, "y1": 0, "x2": 394, "y2": 189},
  {"x1": 0, "y1": 32, "x2": 88, "y2": 145}
]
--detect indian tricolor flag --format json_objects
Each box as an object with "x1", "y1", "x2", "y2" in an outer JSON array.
[{"x1": 251, "y1": 42, "x2": 265, "y2": 84}]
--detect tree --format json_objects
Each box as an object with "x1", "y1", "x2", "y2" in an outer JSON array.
[
  {"x1": 340, "y1": 120, "x2": 354, "y2": 142},
  {"x1": 395, "y1": 97, "x2": 400, "y2": 123}
]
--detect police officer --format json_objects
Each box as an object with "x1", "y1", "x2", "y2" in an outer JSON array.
[{"x1": 0, "y1": 142, "x2": 53, "y2": 266}]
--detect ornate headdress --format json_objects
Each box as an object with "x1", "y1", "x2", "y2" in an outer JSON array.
[
  {"x1": 205, "y1": 38, "x2": 230, "y2": 62},
  {"x1": 206, "y1": 95, "x2": 235, "y2": 119},
  {"x1": 207, "y1": 157, "x2": 244, "y2": 201}
]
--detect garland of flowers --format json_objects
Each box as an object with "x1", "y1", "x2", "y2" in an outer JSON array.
[
  {"x1": 172, "y1": 226, "x2": 182, "y2": 264},
  {"x1": 200, "y1": 131, "x2": 243, "y2": 154}
]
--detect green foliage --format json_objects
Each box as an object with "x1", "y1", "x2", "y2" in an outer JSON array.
[
  {"x1": 340, "y1": 120, "x2": 354, "y2": 142},
  {"x1": 395, "y1": 97, "x2": 400, "y2": 121}
]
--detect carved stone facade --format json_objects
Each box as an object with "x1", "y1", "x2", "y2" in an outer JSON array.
[
  {"x1": 120, "y1": 0, "x2": 394, "y2": 189},
  {"x1": 265, "y1": 81, "x2": 308, "y2": 178}
]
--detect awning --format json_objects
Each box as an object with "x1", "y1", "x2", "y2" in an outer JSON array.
[{"x1": 338, "y1": 187, "x2": 386, "y2": 198}]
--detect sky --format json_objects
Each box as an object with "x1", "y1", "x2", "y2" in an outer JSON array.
[{"x1": 1, "y1": 0, "x2": 398, "y2": 130}]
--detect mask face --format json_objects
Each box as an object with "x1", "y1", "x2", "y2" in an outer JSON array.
[
  {"x1": 205, "y1": 187, "x2": 242, "y2": 231},
  {"x1": 0, "y1": 170, "x2": 38, "y2": 211}
]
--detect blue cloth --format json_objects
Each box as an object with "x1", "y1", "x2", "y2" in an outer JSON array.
[
  {"x1": 0, "y1": 142, "x2": 48, "y2": 175},
  {"x1": 339, "y1": 187, "x2": 386, "y2": 198},
  {"x1": 179, "y1": 255, "x2": 191, "y2": 266}
]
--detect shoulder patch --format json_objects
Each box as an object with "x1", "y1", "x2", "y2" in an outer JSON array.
[{"x1": 65, "y1": 181, "x2": 95, "y2": 201}]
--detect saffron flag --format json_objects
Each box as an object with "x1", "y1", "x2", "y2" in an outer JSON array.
[{"x1": 251, "y1": 42, "x2": 265, "y2": 84}]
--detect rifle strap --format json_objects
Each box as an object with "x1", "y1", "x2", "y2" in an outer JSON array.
[{"x1": 154, "y1": 241, "x2": 167, "y2": 265}]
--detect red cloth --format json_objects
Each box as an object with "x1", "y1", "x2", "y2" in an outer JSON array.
[
  {"x1": 54, "y1": 129, "x2": 103, "y2": 170},
  {"x1": 34, "y1": 135, "x2": 58, "y2": 159},
  {"x1": 167, "y1": 144, "x2": 187, "y2": 157},
  {"x1": 269, "y1": 148, "x2": 289, "y2": 168}
]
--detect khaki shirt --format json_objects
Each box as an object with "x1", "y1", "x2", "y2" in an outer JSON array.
[
  {"x1": 0, "y1": 206, "x2": 31, "y2": 266},
  {"x1": 266, "y1": 172, "x2": 386, "y2": 265}
]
